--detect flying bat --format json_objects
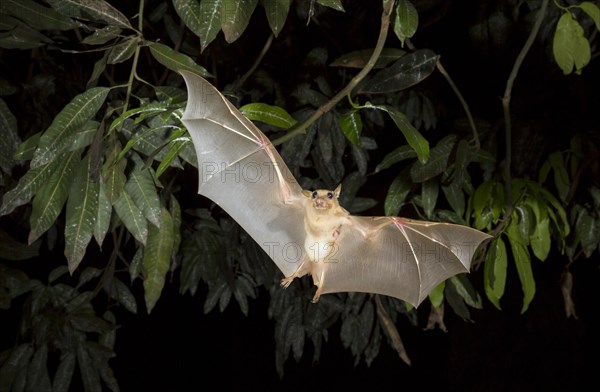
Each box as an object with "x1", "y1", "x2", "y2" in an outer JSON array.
[{"x1": 180, "y1": 71, "x2": 491, "y2": 307}]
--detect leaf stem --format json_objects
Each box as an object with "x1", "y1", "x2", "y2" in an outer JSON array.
[
  {"x1": 138, "y1": 0, "x2": 145, "y2": 33},
  {"x1": 272, "y1": 0, "x2": 396, "y2": 146},
  {"x1": 123, "y1": 47, "x2": 140, "y2": 115},
  {"x1": 501, "y1": 0, "x2": 549, "y2": 210},
  {"x1": 122, "y1": 1, "x2": 145, "y2": 116},
  {"x1": 375, "y1": 295, "x2": 411, "y2": 365}
]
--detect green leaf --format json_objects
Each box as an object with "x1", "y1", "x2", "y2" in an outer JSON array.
[
  {"x1": 473, "y1": 181, "x2": 494, "y2": 216},
  {"x1": 0, "y1": 230, "x2": 40, "y2": 260},
  {"x1": 410, "y1": 134, "x2": 456, "y2": 181},
  {"x1": 94, "y1": 178, "x2": 112, "y2": 246},
  {"x1": 540, "y1": 187, "x2": 570, "y2": 236},
  {"x1": 384, "y1": 169, "x2": 412, "y2": 216},
  {"x1": 240, "y1": 102, "x2": 298, "y2": 129},
  {"x1": 148, "y1": 42, "x2": 211, "y2": 77},
  {"x1": 444, "y1": 278, "x2": 471, "y2": 320},
  {"x1": 453, "y1": 139, "x2": 472, "y2": 186},
  {"x1": 26, "y1": 345, "x2": 51, "y2": 392},
  {"x1": 484, "y1": 237, "x2": 507, "y2": 310},
  {"x1": 0, "y1": 0, "x2": 75, "y2": 31},
  {"x1": 155, "y1": 130, "x2": 192, "y2": 178},
  {"x1": 339, "y1": 110, "x2": 362, "y2": 145},
  {"x1": 449, "y1": 274, "x2": 482, "y2": 309},
  {"x1": 113, "y1": 189, "x2": 148, "y2": 245},
  {"x1": 530, "y1": 217, "x2": 550, "y2": 261},
  {"x1": 129, "y1": 247, "x2": 143, "y2": 283},
  {"x1": 48, "y1": 264, "x2": 69, "y2": 284},
  {"x1": 442, "y1": 181, "x2": 465, "y2": 217},
  {"x1": 553, "y1": 12, "x2": 591, "y2": 75},
  {"x1": 99, "y1": 311, "x2": 117, "y2": 349},
  {"x1": 101, "y1": 139, "x2": 127, "y2": 204},
  {"x1": 170, "y1": 197, "x2": 182, "y2": 260},
  {"x1": 47, "y1": 0, "x2": 133, "y2": 30},
  {"x1": 52, "y1": 351, "x2": 75, "y2": 392},
  {"x1": 374, "y1": 145, "x2": 416, "y2": 173},
  {"x1": 579, "y1": 2, "x2": 600, "y2": 30},
  {"x1": 359, "y1": 49, "x2": 437, "y2": 94},
  {"x1": 508, "y1": 239, "x2": 535, "y2": 314},
  {"x1": 28, "y1": 150, "x2": 79, "y2": 244},
  {"x1": 108, "y1": 277, "x2": 137, "y2": 314},
  {"x1": 376, "y1": 105, "x2": 429, "y2": 164},
  {"x1": 576, "y1": 209, "x2": 600, "y2": 257},
  {"x1": 31, "y1": 87, "x2": 109, "y2": 168},
  {"x1": 0, "y1": 159, "x2": 59, "y2": 216},
  {"x1": 428, "y1": 281, "x2": 445, "y2": 308},
  {"x1": 317, "y1": 0, "x2": 345, "y2": 11},
  {"x1": 330, "y1": 48, "x2": 406, "y2": 69},
  {"x1": 87, "y1": 52, "x2": 108, "y2": 88},
  {"x1": 221, "y1": 0, "x2": 258, "y2": 43},
  {"x1": 69, "y1": 312, "x2": 114, "y2": 333},
  {"x1": 548, "y1": 151, "x2": 570, "y2": 202},
  {"x1": 394, "y1": 0, "x2": 419, "y2": 44},
  {"x1": 421, "y1": 178, "x2": 439, "y2": 219},
  {"x1": 172, "y1": 0, "x2": 204, "y2": 41},
  {"x1": 76, "y1": 342, "x2": 101, "y2": 392},
  {"x1": 125, "y1": 155, "x2": 162, "y2": 228},
  {"x1": 81, "y1": 25, "x2": 122, "y2": 45},
  {"x1": 65, "y1": 156, "x2": 99, "y2": 273},
  {"x1": 0, "y1": 343, "x2": 34, "y2": 391},
  {"x1": 506, "y1": 212, "x2": 528, "y2": 246},
  {"x1": 143, "y1": 207, "x2": 174, "y2": 313},
  {"x1": 0, "y1": 98, "x2": 20, "y2": 173},
  {"x1": 107, "y1": 37, "x2": 138, "y2": 64},
  {"x1": 0, "y1": 19, "x2": 53, "y2": 49},
  {"x1": 13, "y1": 132, "x2": 40, "y2": 161},
  {"x1": 199, "y1": 0, "x2": 224, "y2": 50},
  {"x1": 262, "y1": 0, "x2": 291, "y2": 37}
]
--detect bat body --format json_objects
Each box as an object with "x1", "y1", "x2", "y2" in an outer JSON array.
[{"x1": 180, "y1": 71, "x2": 492, "y2": 307}]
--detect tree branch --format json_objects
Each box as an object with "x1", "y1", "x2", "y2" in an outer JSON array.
[{"x1": 272, "y1": 0, "x2": 395, "y2": 146}]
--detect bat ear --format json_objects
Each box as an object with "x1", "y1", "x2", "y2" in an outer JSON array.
[
  {"x1": 302, "y1": 190, "x2": 312, "y2": 198},
  {"x1": 334, "y1": 184, "x2": 342, "y2": 198}
]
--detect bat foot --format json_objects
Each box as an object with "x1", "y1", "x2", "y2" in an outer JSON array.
[
  {"x1": 311, "y1": 288, "x2": 322, "y2": 303},
  {"x1": 280, "y1": 276, "x2": 295, "y2": 289}
]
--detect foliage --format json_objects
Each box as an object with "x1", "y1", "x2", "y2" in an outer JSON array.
[{"x1": 0, "y1": 0, "x2": 598, "y2": 389}]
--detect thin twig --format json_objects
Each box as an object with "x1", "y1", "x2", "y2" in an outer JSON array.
[
  {"x1": 272, "y1": 0, "x2": 396, "y2": 146},
  {"x1": 501, "y1": 0, "x2": 550, "y2": 211},
  {"x1": 405, "y1": 39, "x2": 481, "y2": 150},
  {"x1": 234, "y1": 34, "x2": 274, "y2": 91}
]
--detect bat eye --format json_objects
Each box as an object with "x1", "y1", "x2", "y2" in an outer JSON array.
[
  {"x1": 327, "y1": 192, "x2": 333, "y2": 199},
  {"x1": 311, "y1": 191, "x2": 318, "y2": 198}
]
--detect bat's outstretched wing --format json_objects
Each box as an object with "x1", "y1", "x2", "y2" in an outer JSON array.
[
  {"x1": 180, "y1": 71, "x2": 306, "y2": 277},
  {"x1": 319, "y1": 216, "x2": 491, "y2": 307},
  {"x1": 180, "y1": 71, "x2": 491, "y2": 307}
]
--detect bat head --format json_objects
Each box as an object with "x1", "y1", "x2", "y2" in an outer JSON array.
[{"x1": 302, "y1": 185, "x2": 342, "y2": 212}]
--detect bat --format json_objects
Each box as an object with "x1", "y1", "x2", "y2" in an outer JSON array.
[{"x1": 179, "y1": 71, "x2": 492, "y2": 307}]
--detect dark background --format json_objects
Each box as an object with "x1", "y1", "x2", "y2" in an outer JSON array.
[
  {"x1": 110, "y1": 252, "x2": 597, "y2": 391},
  {"x1": 2, "y1": 0, "x2": 599, "y2": 390}
]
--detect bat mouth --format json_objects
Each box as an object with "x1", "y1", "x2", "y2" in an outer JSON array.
[{"x1": 312, "y1": 200, "x2": 330, "y2": 210}]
